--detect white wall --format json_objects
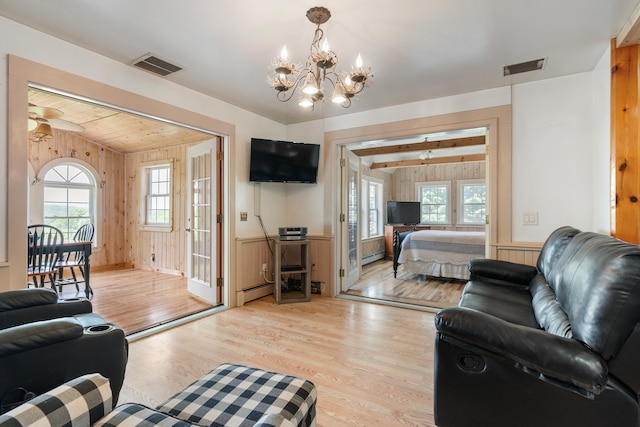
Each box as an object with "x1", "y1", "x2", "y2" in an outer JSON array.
[
  {"x1": 0, "y1": 15, "x2": 613, "y2": 266},
  {"x1": 511, "y1": 73, "x2": 595, "y2": 241},
  {"x1": 591, "y1": 45, "x2": 612, "y2": 234},
  {"x1": 0, "y1": 16, "x2": 286, "y2": 265}
]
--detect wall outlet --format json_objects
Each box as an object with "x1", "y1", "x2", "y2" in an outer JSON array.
[{"x1": 262, "y1": 263, "x2": 267, "y2": 273}]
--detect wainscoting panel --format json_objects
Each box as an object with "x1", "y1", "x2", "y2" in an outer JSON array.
[
  {"x1": 495, "y1": 243, "x2": 543, "y2": 266},
  {"x1": 235, "y1": 235, "x2": 334, "y2": 304}
]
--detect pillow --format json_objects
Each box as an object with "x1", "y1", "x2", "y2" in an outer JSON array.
[
  {"x1": 0, "y1": 374, "x2": 112, "y2": 427},
  {"x1": 530, "y1": 275, "x2": 572, "y2": 338}
]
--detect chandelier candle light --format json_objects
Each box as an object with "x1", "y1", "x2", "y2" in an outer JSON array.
[{"x1": 269, "y1": 6, "x2": 373, "y2": 108}]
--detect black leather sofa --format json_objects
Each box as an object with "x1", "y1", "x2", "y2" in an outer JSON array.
[
  {"x1": 434, "y1": 226, "x2": 640, "y2": 427},
  {"x1": 0, "y1": 288, "x2": 128, "y2": 412}
]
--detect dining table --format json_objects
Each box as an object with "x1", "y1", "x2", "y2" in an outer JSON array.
[
  {"x1": 29, "y1": 240, "x2": 93, "y2": 298},
  {"x1": 58, "y1": 240, "x2": 93, "y2": 298}
]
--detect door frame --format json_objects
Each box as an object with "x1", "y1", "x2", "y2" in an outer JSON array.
[
  {"x1": 324, "y1": 106, "x2": 512, "y2": 297},
  {"x1": 6, "y1": 56, "x2": 236, "y2": 308}
]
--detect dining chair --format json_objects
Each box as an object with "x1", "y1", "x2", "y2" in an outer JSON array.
[
  {"x1": 27, "y1": 224, "x2": 64, "y2": 290},
  {"x1": 55, "y1": 223, "x2": 94, "y2": 293}
]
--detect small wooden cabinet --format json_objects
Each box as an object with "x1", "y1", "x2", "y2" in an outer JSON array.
[
  {"x1": 273, "y1": 239, "x2": 311, "y2": 304},
  {"x1": 384, "y1": 225, "x2": 431, "y2": 259}
]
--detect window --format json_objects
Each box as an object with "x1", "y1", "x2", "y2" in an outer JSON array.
[
  {"x1": 361, "y1": 177, "x2": 383, "y2": 239},
  {"x1": 140, "y1": 161, "x2": 173, "y2": 231},
  {"x1": 417, "y1": 181, "x2": 450, "y2": 224},
  {"x1": 459, "y1": 179, "x2": 486, "y2": 225},
  {"x1": 43, "y1": 163, "x2": 95, "y2": 242}
]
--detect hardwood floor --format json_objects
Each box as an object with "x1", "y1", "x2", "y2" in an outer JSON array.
[
  {"x1": 345, "y1": 259, "x2": 465, "y2": 309},
  {"x1": 58, "y1": 268, "x2": 213, "y2": 335},
  {"x1": 119, "y1": 295, "x2": 437, "y2": 427}
]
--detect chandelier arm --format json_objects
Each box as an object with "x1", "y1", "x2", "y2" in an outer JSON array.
[
  {"x1": 269, "y1": 7, "x2": 372, "y2": 109},
  {"x1": 340, "y1": 97, "x2": 352, "y2": 108}
]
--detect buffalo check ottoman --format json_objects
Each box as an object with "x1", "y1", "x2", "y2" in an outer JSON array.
[
  {"x1": 0, "y1": 364, "x2": 316, "y2": 427},
  {"x1": 154, "y1": 363, "x2": 317, "y2": 427}
]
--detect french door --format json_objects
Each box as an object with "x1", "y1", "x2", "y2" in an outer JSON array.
[
  {"x1": 339, "y1": 147, "x2": 361, "y2": 291},
  {"x1": 186, "y1": 138, "x2": 222, "y2": 304}
]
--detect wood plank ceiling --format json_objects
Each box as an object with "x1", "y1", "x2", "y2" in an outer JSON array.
[{"x1": 28, "y1": 88, "x2": 211, "y2": 154}]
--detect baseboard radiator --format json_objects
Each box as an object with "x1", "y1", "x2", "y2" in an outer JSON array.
[
  {"x1": 238, "y1": 283, "x2": 273, "y2": 305},
  {"x1": 362, "y1": 251, "x2": 385, "y2": 266}
]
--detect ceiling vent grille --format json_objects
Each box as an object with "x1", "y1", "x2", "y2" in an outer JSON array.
[
  {"x1": 503, "y1": 58, "x2": 545, "y2": 76},
  {"x1": 130, "y1": 53, "x2": 183, "y2": 77}
]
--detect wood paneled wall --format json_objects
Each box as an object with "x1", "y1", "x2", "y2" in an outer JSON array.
[
  {"x1": 496, "y1": 243, "x2": 542, "y2": 266},
  {"x1": 235, "y1": 235, "x2": 334, "y2": 304},
  {"x1": 390, "y1": 161, "x2": 486, "y2": 230},
  {"x1": 28, "y1": 129, "x2": 126, "y2": 268},
  {"x1": 124, "y1": 145, "x2": 190, "y2": 274}
]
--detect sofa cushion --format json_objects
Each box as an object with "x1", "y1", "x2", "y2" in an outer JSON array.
[
  {"x1": 0, "y1": 373, "x2": 111, "y2": 426},
  {"x1": 156, "y1": 363, "x2": 316, "y2": 427},
  {"x1": 549, "y1": 232, "x2": 640, "y2": 360},
  {"x1": 530, "y1": 274, "x2": 572, "y2": 338},
  {"x1": 459, "y1": 281, "x2": 538, "y2": 328},
  {"x1": 536, "y1": 226, "x2": 581, "y2": 277}
]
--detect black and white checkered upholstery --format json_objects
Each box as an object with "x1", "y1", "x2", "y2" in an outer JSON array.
[
  {"x1": 155, "y1": 364, "x2": 317, "y2": 427},
  {"x1": 93, "y1": 403, "x2": 193, "y2": 426},
  {"x1": 0, "y1": 373, "x2": 112, "y2": 427}
]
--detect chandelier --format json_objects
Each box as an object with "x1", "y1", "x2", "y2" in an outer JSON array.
[{"x1": 268, "y1": 6, "x2": 373, "y2": 108}]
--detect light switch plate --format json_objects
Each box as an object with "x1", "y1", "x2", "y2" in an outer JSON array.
[{"x1": 522, "y1": 211, "x2": 538, "y2": 225}]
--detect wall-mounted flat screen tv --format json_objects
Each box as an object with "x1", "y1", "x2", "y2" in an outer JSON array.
[
  {"x1": 249, "y1": 138, "x2": 320, "y2": 183},
  {"x1": 387, "y1": 201, "x2": 421, "y2": 225}
]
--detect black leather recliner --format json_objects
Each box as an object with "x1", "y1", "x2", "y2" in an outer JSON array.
[
  {"x1": 0, "y1": 288, "x2": 128, "y2": 411},
  {"x1": 434, "y1": 226, "x2": 640, "y2": 427}
]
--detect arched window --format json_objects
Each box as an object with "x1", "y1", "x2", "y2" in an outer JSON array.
[{"x1": 43, "y1": 163, "x2": 96, "y2": 242}]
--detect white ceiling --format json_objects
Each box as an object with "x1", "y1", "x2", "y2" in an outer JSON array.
[{"x1": 1, "y1": 0, "x2": 638, "y2": 125}]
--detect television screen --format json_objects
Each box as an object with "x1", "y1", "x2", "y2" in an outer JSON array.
[
  {"x1": 249, "y1": 138, "x2": 320, "y2": 183},
  {"x1": 387, "y1": 201, "x2": 421, "y2": 225}
]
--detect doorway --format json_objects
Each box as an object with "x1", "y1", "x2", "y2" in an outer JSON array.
[
  {"x1": 335, "y1": 124, "x2": 496, "y2": 308},
  {"x1": 9, "y1": 57, "x2": 236, "y2": 333}
]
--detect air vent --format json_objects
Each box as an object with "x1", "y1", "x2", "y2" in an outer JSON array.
[
  {"x1": 503, "y1": 58, "x2": 545, "y2": 76},
  {"x1": 130, "y1": 53, "x2": 183, "y2": 77}
]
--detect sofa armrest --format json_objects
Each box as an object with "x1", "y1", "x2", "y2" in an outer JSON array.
[
  {"x1": 468, "y1": 258, "x2": 538, "y2": 288},
  {"x1": 0, "y1": 289, "x2": 92, "y2": 330},
  {"x1": 0, "y1": 318, "x2": 83, "y2": 357},
  {"x1": 0, "y1": 318, "x2": 128, "y2": 405},
  {"x1": 435, "y1": 307, "x2": 607, "y2": 396},
  {"x1": 0, "y1": 374, "x2": 112, "y2": 423}
]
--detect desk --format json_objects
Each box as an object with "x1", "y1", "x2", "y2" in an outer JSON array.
[{"x1": 57, "y1": 241, "x2": 93, "y2": 298}]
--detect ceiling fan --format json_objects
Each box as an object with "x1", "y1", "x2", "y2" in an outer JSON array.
[{"x1": 28, "y1": 104, "x2": 85, "y2": 142}]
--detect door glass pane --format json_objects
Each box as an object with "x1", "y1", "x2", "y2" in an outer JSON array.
[{"x1": 191, "y1": 153, "x2": 212, "y2": 287}]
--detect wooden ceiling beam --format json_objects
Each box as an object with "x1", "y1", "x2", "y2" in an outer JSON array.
[
  {"x1": 617, "y1": 2, "x2": 640, "y2": 47},
  {"x1": 370, "y1": 153, "x2": 485, "y2": 170},
  {"x1": 351, "y1": 135, "x2": 485, "y2": 157}
]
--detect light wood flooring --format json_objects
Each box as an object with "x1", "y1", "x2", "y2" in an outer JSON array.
[
  {"x1": 57, "y1": 268, "x2": 213, "y2": 335},
  {"x1": 345, "y1": 259, "x2": 465, "y2": 309},
  {"x1": 57, "y1": 259, "x2": 461, "y2": 335},
  {"x1": 119, "y1": 295, "x2": 437, "y2": 427}
]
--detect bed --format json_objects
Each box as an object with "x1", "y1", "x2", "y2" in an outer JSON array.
[{"x1": 392, "y1": 229, "x2": 485, "y2": 280}]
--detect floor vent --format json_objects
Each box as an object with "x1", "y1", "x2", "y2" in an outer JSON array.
[
  {"x1": 130, "y1": 53, "x2": 183, "y2": 77},
  {"x1": 503, "y1": 58, "x2": 545, "y2": 76}
]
